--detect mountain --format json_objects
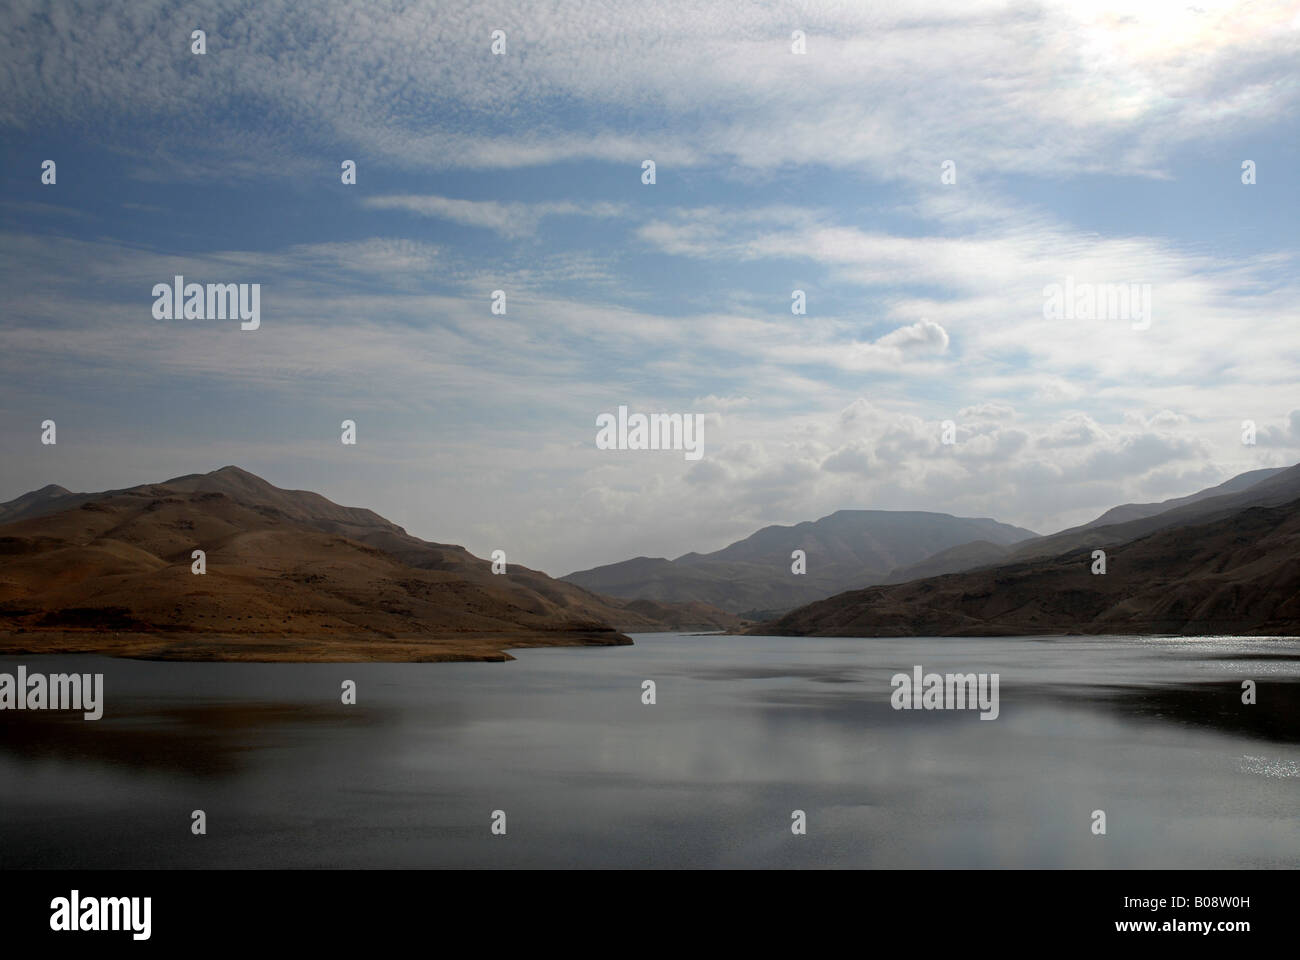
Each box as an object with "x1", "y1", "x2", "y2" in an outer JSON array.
[
  {"x1": 752, "y1": 492, "x2": 1300, "y2": 637},
  {"x1": 1010, "y1": 463, "x2": 1300, "y2": 562},
  {"x1": 0, "y1": 483, "x2": 72, "y2": 524},
  {"x1": 884, "y1": 465, "x2": 1296, "y2": 584},
  {"x1": 0, "y1": 466, "x2": 710, "y2": 661},
  {"x1": 563, "y1": 510, "x2": 1038, "y2": 613},
  {"x1": 1075, "y1": 467, "x2": 1285, "y2": 530},
  {"x1": 884, "y1": 539, "x2": 1016, "y2": 583},
  {"x1": 616, "y1": 598, "x2": 745, "y2": 632}
]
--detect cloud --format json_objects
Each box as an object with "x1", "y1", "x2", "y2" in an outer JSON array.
[
  {"x1": 767, "y1": 319, "x2": 952, "y2": 373},
  {"x1": 959, "y1": 401, "x2": 1017, "y2": 422},
  {"x1": 2, "y1": 2, "x2": 1297, "y2": 575},
  {"x1": 1253, "y1": 410, "x2": 1300, "y2": 449},
  {"x1": 1125, "y1": 409, "x2": 1190, "y2": 429},
  {"x1": 692, "y1": 394, "x2": 754, "y2": 411},
  {"x1": 874, "y1": 319, "x2": 950, "y2": 355},
  {"x1": 838, "y1": 398, "x2": 887, "y2": 430},
  {"x1": 1039, "y1": 413, "x2": 1107, "y2": 448},
  {"x1": 1, "y1": 1, "x2": 1294, "y2": 181},
  {"x1": 362, "y1": 195, "x2": 623, "y2": 237},
  {"x1": 1079, "y1": 431, "x2": 1210, "y2": 477}
]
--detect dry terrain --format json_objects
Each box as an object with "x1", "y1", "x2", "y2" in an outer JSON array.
[{"x1": 0, "y1": 466, "x2": 735, "y2": 661}]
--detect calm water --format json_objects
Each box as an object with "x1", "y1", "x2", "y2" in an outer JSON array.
[{"x1": 1, "y1": 633, "x2": 1298, "y2": 868}]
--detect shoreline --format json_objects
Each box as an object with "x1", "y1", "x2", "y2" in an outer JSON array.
[{"x1": 0, "y1": 629, "x2": 635, "y2": 664}]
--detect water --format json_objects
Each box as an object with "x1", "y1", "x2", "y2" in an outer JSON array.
[{"x1": 1, "y1": 633, "x2": 1298, "y2": 868}]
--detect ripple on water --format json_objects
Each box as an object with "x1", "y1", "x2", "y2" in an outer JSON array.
[{"x1": 1239, "y1": 754, "x2": 1300, "y2": 779}]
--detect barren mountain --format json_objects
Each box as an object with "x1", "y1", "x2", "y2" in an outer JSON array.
[
  {"x1": 1010, "y1": 463, "x2": 1300, "y2": 562},
  {"x1": 1075, "y1": 467, "x2": 1285, "y2": 530},
  {"x1": 0, "y1": 466, "x2": 700, "y2": 661},
  {"x1": 753, "y1": 494, "x2": 1300, "y2": 637},
  {"x1": 884, "y1": 539, "x2": 1016, "y2": 583},
  {"x1": 884, "y1": 465, "x2": 1296, "y2": 584},
  {"x1": 0, "y1": 483, "x2": 73, "y2": 524},
  {"x1": 616, "y1": 597, "x2": 746, "y2": 632},
  {"x1": 563, "y1": 510, "x2": 1037, "y2": 613}
]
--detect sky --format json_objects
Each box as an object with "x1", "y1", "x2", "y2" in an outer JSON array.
[{"x1": 1, "y1": 0, "x2": 1298, "y2": 577}]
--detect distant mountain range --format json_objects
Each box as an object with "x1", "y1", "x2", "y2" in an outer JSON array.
[
  {"x1": 3, "y1": 462, "x2": 1295, "y2": 659},
  {"x1": 0, "y1": 466, "x2": 740, "y2": 661},
  {"x1": 563, "y1": 511, "x2": 1038, "y2": 615},
  {"x1": 752, "y1": 463, "x2": 1300, "y2": 637},
  {"x1": 564, "y1": 466, "x2": 1299, "y2": 622}
]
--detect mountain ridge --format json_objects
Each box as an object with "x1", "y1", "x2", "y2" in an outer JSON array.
[
  {"x1": 750, "y1": 486, "x2": 1300, "y2": 637},
  {"x1": 563, "y1": 509, "x2": 1037, "y2": 613},
  {"x1": 0, "y1": 466, "x2": 738, "y2": 661}
]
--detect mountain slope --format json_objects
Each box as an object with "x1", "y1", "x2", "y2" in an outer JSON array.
[
  {"x1": 1012, "y1": 463, "x2": 1300, "y2": 562},
  {"x1": 753, "y1": 495, "x2": 1300, "y2": 637},
  {"x1": 0, "y1": 483, "x2": 73, "y2": 524},
  {"x1": 884, "y1": 539, "x2": 1015, "y2": 583},
  {"x1": 884, "y1": 466, "x2": 1293, "y2": 584},
  {"x1": 1077, "y1": 467, "x2": 1285, "y2": 530},
  {"x1": 617, "y1": 598, "x2": 745, "y2": 632},
  {"x1": 563, "y1": 510, "x2": 1037, "y2": 613},
  {"x1": 0, "y1": 467, "x2": 669, "y2": 661}
]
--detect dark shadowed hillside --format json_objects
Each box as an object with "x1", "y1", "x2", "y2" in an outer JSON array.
[
  {"x1": 885, "y1": 466, "x2": 1293, "y2": 583},
  {"x1": 1010, "y1": 464, "x2": 1300, "y2": 562},
  {"x1": 753, "y1": 494, "x2": 1300, "y2": 637},
  {"x1": 1076, "y1": 467, "x2": 1285, "y2": 530}
]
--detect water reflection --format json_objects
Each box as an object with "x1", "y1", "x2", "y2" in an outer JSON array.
[{"x1": 0, "y1": 635, "x2": 1297, "y2": 868}]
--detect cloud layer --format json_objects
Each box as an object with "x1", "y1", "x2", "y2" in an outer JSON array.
[{"x1": 1, "y1": 1, "x2": 1297, "y2": 574}]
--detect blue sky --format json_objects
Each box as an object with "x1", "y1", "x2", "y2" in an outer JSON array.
[{"x1": 2, "y1": 0, "x2": 1298, "y2": 575}]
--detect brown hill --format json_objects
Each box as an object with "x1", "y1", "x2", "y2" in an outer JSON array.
[
  {"x1": 752, "y1": 496, "x2": 1300, "y2": 637},
  {"x1": 0, "y1": 466, "x2": 679, "y2": 661}
]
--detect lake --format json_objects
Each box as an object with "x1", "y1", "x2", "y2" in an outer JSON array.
[{"x1": 1, "y1": 632, "x2": 1297, "y2": 868}]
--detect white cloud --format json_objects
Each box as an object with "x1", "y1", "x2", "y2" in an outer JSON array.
[
  {"x1": 874, "y1": 319, "x2": 950, "y2": 355},
  {"x1": 362, "y1": 195, "x2": 623, "y2": 237},
  {"x1": 2, "y1": 3, "x2": 1297, "y2": 574},
  {"x1": 1, "y1": 1, "x2": 1294, "y2": 180}
]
